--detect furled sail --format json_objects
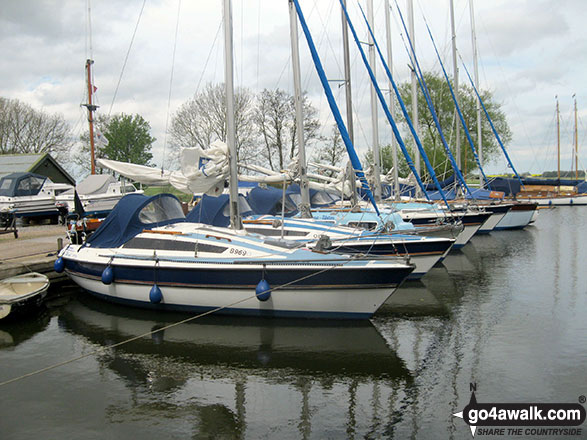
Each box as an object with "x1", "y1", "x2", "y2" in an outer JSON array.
[{"x1": 97, "y1": 140, "x2": 229, "y2": 196}]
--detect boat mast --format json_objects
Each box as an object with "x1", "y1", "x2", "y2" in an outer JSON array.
[
  {"x1": 288, "y1": 0, "x2": 311, "y2": 218},
  {"x1": 223, "y1": 0, "x2": 242, "y2": 230},
  {"x1": 556, "y1": 96, "x2": 560, "y2": 184},
  {"x1": 574, "y1": 95, "x2": 578, "y2": 180},
  {"x1": 85, "y1": 59, "x2": 97, "y2": 175},
  {"x1": 384, "y1": 0, "x2": 400, "y2": 200},
  {"x1": 367, "y1": 0, "x2": 382, "y2": 201},
  {"x1": 407, "y1": 0, "x2": 420, "y2": 188},
  {"x1": 469, "y1": 0, "x2": 483, "y2": 187},
  {"x1": 449, "y1": 0, "x2": 460, "y2": 171},
  {"x1": 340, "y1": 0, "x2": 358, "y2": 206}
]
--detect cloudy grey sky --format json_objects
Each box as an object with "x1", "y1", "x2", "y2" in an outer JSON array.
[{"x1": 1, "y1": 0, "x2": 585, "y2": 178}]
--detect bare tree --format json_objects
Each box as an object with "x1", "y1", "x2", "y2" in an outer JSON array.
[
  {"x1": 169, "y1": 83, "x2": 257, "y2": 168},
  {"x1": 254, "y1": 88, "x2": 321, "y2": 172},
  {"x1": 0, "y1": 97, "x2": 73, "y2": 158},
  {"x1": 312, "y1": 124, "x2": 345, "y2": 178}
]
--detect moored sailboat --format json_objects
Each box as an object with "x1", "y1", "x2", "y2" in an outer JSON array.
[{"x1": 56, "y1": 0, "x2": 415, "y2": 320}]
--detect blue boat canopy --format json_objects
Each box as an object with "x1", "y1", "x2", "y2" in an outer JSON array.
[
  {"x1": 187, "y1": 193, "x2": 253, "y2": 227},
  {"x1": 246, "y1": 186, "x2": 300, "y2": 216},
  {"x1": 0, "y1": 172, "x2": 48, "y2": 197},
  {"x1": 86, "y1": 193, "x2": 186, "y2": 248}
]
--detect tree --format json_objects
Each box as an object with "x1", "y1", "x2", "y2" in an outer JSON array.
[
  {"x1": 75, "y1": 113, "x2": 155, "y2": 175},
  {"x1": 311, "y1": 124, "x2": 345, "y2": 178},
  {"x1": 254, "y1": 88, "x2": 321, "y2": 172},
  {"x1": 0, "y1": 97, "x2": 73, "y2": 157},
  {"x1": 395, "y1": 71, "x2": 512, "y2": 180},
  {"x1": 169, "y1": 83, "x2": 257, "y2": 168}
]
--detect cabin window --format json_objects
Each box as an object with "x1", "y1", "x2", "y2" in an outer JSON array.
[
  {"x1": 244, "y1": 227, "x2": 308, "y2": 237},
  {"x1": 139, "y1": 197, "x2": 185, "y2": 223},
  {"x1": 123, "y1": 237, "x2": 227, "y2": 253},
  {"x1": 311, "y1": 191, "x2": 339, "y2": 205},
  {"x1": 347, "y1": 221, "x2": 377, "y2": 230}
]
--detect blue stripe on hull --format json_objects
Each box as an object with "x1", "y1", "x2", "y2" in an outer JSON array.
[{"x1": 63, "y1": 259, "x2": 413, "y2": 289}]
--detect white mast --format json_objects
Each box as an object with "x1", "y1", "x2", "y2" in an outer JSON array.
[
  {"x1": 288, "y1": 0, "x2": 311, "y2": 217},
  {"x1": 407, "y1": 0, "x2": 420, "y2": 187},
  {"x1": 449, "y1": 0, "x2": 460, "y2": 170},
  {"x1": 574, "y1": 95, "x2": 579, "y2": 180},
  {"x1": 469, "y1": 0, "x2": 483, "y2": 187},
  {"x1": 223, "y1": 0, "x2": 242, "y2": 230},
  {"x1": 385, "y1": 0, "x2": 400, "y2": 200},
  {"x1": 556, "y1": 96, "x2": 560, "y2": 184},
  {"x1": 341, "y1": 0, "x2": 358, "y2": 206},
  {"x1": 367, "y1": 0, "x2": 382, "y2": 201}
]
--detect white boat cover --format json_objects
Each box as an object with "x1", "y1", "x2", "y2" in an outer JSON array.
[{"x1": 97, "y1": 141, "x2": 230, "y2": 196}]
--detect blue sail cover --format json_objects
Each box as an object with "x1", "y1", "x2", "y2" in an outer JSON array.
[
  {"x1": 86, "y1": 193, "x2": 186, "y2": 249},
  {"x1": 187, "y1": 193, "x2": 253, "y2": 227},
  {"x1": 246, "y1": 186, "x2": 300, "y2": 217},
  {"x1": 0, "y1": 172, "x2": 48, "y2": 197},
  {"x1": 490, "y1": 178, "x2": 522, "y2": 197}
]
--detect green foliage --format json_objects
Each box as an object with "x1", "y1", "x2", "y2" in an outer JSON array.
[
  {"x1": 142, "y1": 185, "x2": 193, "y2": 203},
  {"x1": 397, "y1": 71, "x2": 511, "y2": 179},
  {"x1": 99, "y1": 113, "x2": 155, "y2": 165}
]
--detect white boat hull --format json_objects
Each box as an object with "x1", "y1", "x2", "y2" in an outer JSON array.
[{"x1": 68, "y1": 273, "x2": 394, "y2": 319}]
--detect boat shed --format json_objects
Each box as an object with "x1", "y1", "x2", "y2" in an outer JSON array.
[{"x1": 0, "y1": 153, "x2": 75, "y2": 186}]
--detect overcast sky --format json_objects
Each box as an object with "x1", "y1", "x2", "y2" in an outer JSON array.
[{"x1": 1, "y1": 0, "x2": 585, "y2": 178}]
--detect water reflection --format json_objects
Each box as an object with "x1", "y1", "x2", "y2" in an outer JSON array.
[
  {"x1": 0, "y1": 312, "x2": 50, "y2": 349},
  {"x1": 57, "y1": 295, "x2": 413, "y2": 438}
]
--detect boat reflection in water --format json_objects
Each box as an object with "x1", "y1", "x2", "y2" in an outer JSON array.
[{"x1": 57, "y1": 295, "x2": 413, "y2": 437}]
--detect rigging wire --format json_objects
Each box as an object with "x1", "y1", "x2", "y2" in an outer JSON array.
[
  {"x1": 162, "y1": 0, "x2": 182, "y2": 172},
  {"x1": 108, "y1": 0, "x2": 147, "y2": 116}
]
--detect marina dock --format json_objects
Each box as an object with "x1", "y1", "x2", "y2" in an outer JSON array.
[{"x1": 0, "y1": 225, "x2": 66, "y2": 282}]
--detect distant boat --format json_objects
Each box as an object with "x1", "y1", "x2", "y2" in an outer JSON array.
[
  {"x1": 0, "y1": 272, "x2": 50, "y2": 321},
  {"x1": 56, "y1": 174, "x2": 142, "y2": 219},
  {"x1": 0, "y1": 172, "x2": 72, "y2": 225},
  {"x1": 515, "y1": 98, "x2": 587, "y2": 206}
]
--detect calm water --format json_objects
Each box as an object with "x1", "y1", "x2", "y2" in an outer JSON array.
[{"x1": 1, "y1": 207, "x2": 586, "y2": 439}]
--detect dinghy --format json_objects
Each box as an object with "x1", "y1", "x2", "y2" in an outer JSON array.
[{"x1": 0, "y1": 272, "x2": 49, "y2": 320}]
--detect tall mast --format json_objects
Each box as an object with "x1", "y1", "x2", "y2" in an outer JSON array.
[
  {"x1": 556, "y1": 96, "x2": 560, "y2": 182},
  {"x1": 223, "y1": 0, "x2": 242, "y2": 230},
  {"x1": 574, "y1": 95, "x2": 579, "y2": 180},
  {"x1": 385, "y1": 0, "x2": 400, "y2": 200},
  {"x1": 340, "y1": 0, "x2": 358, "y2": 206},
  {"x1": 367, "y1": 0, "x2": 381, "y2": 201},
  {"x1": 449, "y1": 0, "x2": 460, "y2": 171},
  {"x1": 85, "y1": 59, "x2": 97, "y2": 175},
  {"x1": 469, "y1": 0, "x2": 482, "y2": 187},
  {"x1": 288, "y1": 0, "x2": 311, "y2": 217},
  {"x1": 407, "y1": 0, "x2": 420, "y2": 183}
]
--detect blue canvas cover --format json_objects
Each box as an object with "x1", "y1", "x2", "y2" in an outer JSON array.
[
  {"x1": 246, "y1": 186, "x2": 300, "y2": 216},
  {"x1": 521, "y1": 177, "x2": 583, "y2": 187},
  {"x1": 0, "y1": 172, "x2": 47, "y2": 197},
  {"x1": 424, "y1": 174, "x2": 455, "y2": 191},
  {"x1": 86, "y1": 193, "x2": 186, "y2": 248},
  {"x1": 577, "y1": 181, "x2": 587, "y2": 194},
  {"x1": 186, "y1": 194, "x2": 253, "y2": 227},
  {"x1": 490, "y1": 177, "x2": 521, "y2": 197}
]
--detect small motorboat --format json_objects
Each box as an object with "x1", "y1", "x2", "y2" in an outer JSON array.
[{"x1": 0, "y1": 273, "x2": 50, "y2": 320}]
